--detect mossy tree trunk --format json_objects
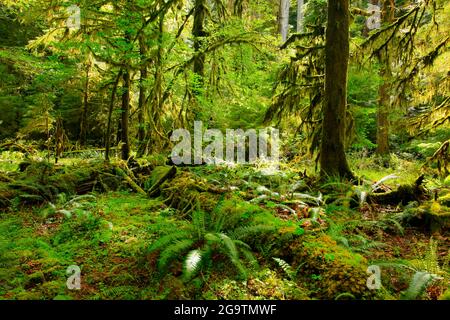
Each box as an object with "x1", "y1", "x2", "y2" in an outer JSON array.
[
  {"x1": 79, "y1": 57, "x2": 91, "y2": 147},
  {"x1": 376, "y1": 0, "x2": 395, "y2": 155},
  {"x1": 137, "y1": 33, "x2": 148, "y2": 157},
  {"x1": 297, "y1": 0, "x2": 304, "y2": 32},
  {"x1": 192, "y1": 0, "x2": 206, "y2": 94},
  {"x1": 121, "y1": 67, "x2": 131, "y2": 161},
  {"x1": 280, "y1": 0, "x2": 290, "y2": 42},
  {"x1": 376, "y1": 78, "x2": 390, "y2": 155},
  {"x1": 319, "y1": 0, "x2": 354, "y2": 179}
]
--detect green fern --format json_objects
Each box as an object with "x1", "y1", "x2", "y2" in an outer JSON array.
[
  {"x1": 184, "y1": 249, "x2": 203, "y2": 277},
  {"x1": 273, "y1": 257, "x2": 296, "y2": 280},
  {"x1": 148, "y1": 210, "x2": 266, "y2": 280},
  {"x1": 410, "y1": 238, "x2": 443, "y2": 276},
  {"x1": 401, "y1": 271, "x2": 437, "y2": 300},
  {"x1": 157, "y1": 239, "x2": 196, "y2": 272},
  {"x1": 147, "y1": 231, "x2": 191, "y2": 253}
]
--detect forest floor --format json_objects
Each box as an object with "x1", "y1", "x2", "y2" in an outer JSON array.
[{"x1": 0, "y1": 151, "x2": 449, "y2": 300}]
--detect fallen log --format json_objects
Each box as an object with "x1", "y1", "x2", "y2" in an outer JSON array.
[
  {"x1": 366, "y1": 175, "x2": 430, "y2": 206},
  {"x1": 147, "y1": 166, "x2": 177, "y2": 197}
]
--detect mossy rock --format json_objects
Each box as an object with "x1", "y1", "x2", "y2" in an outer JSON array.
[
  {"x1": 205, "y1": 269, "x2": 309, "y2": 300},
  {"x1": 401, "y1": 202, "x2": 450, "y2": 233},
  {"x1": 25, "y1": 271, "x2": 45, "y2": 288},
  {"x1": 159, "y1": 170, "x2": 218, "y2": 215},
  {"x1": 290, "y1": 235, "x2": 374, "y2": 299}
]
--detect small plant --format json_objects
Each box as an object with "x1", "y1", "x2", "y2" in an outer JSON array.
[
  {"x1": 147, "y1": 209, "x2": 261, "y2": 280},
  {"x1": 46, "y1": 194, "x2": 97, "y2": 219},
  {"x1": 273, "y1": 257, "x2": 298, "y2": 281},
  {"x1": 377, "y1": 238, "x2": 448, "y2": 300}
]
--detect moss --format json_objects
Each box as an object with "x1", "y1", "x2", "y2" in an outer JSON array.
[
  {"x1": 205, "y1": 269, "x2": 309, "y2": 300},
  {"x1": 439, "y1": 288, "x2": 450, "y2": 300},
  {"x1": 159, "y1": 171, "x2": 218, "y2": 216},
  {"x1": 290, "y1": 235, "x2": 374, "y2": 299},
  {"x1": 444, "y1": 175, "x2": 450, "y2": 187},
  {"x1": 25, "y1": 271, "x2": 45, "y2": 288},
  {"x1": 401, "y1": 202, "x2": 450, "y2": 233}
]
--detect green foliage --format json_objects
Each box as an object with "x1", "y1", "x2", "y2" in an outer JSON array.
[
  {"x1": 401, "y1": 271, "x2": 437, "y2": 300},
  {"x1": 147, "y1": 208, "x2": 261, "y2": 280},
  {"x1": 273, "y1": 257, "x2": 296, "y2": 281}
]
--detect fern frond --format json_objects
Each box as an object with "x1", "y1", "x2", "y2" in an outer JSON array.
[
  {"x1": 273, "y1": 257, "x2": 295, "y2": 280},
  {"x1": 184, "y1": 249, "x2": 203, "y2": 278},
  {"x1": 401, "y1": 271, "x2": 437, "y2": 300},
  {"x1": 147, "y1": 231, "x2": 191, "y2": 254},
  {"x1": 240, "y1": 247, "x2": 258, "y2": 268},
  {"x1": 218, "y1": 233, "x2": 239, "y2": 260},
  {"x1": 157, "y1": 239, "x2": 195, "y2": 271}
]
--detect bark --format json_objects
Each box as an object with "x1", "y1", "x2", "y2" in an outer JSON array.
[
  {"x1": 137, "y1": 34, "x2": 148, "y2": 157},
  {"x1": 376, "y1": 0, "x2": 395, "y2": 155},
  {"x1": 121, "y1": 68, "x2": 131, "y2": 160},
  {"x1": 192, "y1": 0, "x2": 206, "y2": 92},
  {"x1": 79, "y1": 59, "x2": 91, "y2": 147},
  {"x1": 280, "y1": 0, "x2": 290, "y2": 42},
  {"x1": 297, "y1": 0, "x2": 304, "y2": 32},
  {"x1": 105, "y1": 70, "x2": 122, "y2": 161},
  {"x1": 376, "y1": 79, "x2": 390, "y2": 154},
  {"x1": 319, "y1": 0, "x2": 354, "y2": 179}
]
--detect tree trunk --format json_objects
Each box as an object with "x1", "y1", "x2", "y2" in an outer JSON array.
[
  {"x1": 192, "y1": 0, "x2": 206, "y2": 92},
  {"x1": 137, "y1": 34, "x2": 148, "y2": 157},
  {"x1": 319, "y1": 0, "x2": 354, "y2": 179},
  {"x1": 376, "y1": 0, "x2": 395, "y2": 155},
  {"x1": 297, "y1": 0, "x2": 304, "y2": 32},
  {"x1": 105, "y1": 70, "x2": 122, "y2": 161},
  {"x1": 79, "y1": 59, "x2": 91, "y2": 147},
  {"x1": 121, "y1": 68, "x2": 131, "y2": 160},
  {"x1": 280, "y1": 0, "x2": 290, "y2": 42},
  {"x1": 376, "y1": 79, "x2": 390, "y2": 154}
]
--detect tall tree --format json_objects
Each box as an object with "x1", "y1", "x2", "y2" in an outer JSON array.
[
  {"x1": 280, "y1": 0, "x2": 290, "y2": 42},
  {"x1": 319, "y1": 0, "x2": 353, "y2": 179},
  {"x1": 79, "y1": 55, "x2": 91, "y2": 147},
  {"x1": 375, "y1": 0, "x2": 395, "y2": 155},
  {"x1": 297, "y1": 0, "x2": 304, "y2": 32},
  {"x1": 137, "y1": 32, "x2": 148, "y2": 157},
  {"x1": 192, "y1": 0, "x2": 207, "y2": 94}
]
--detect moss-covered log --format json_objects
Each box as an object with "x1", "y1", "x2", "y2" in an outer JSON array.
[{"x1": 367, "y1": 175, "x2": 430, "y2": 206}]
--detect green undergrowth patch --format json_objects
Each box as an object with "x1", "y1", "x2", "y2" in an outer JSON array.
[{"x1": 0, "y1": 191, "x2": 175, "y2": 299}]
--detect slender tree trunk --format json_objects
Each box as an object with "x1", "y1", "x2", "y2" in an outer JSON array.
[
  {"x1": 376, "y1": 0, "x2": 395, "y2": 155},
  {"x1": 193, "y1": 0, "x2": 206, "y2": 91},
  {"x1": 105, "y1": 70, "x2": 122, "y2": 161},
  {"x1": 319, "y1": 0, "x2": 354, "y2": 179},
  {"x1": 297, "y1": 0, "x2": 304, "y2": 32},
  {"x1": 376, "y1": 77, "x2": 390, "y2": 154},
  {"x1": 137, "y1": 34, "x2": 148, "y2": 157},
  {"x1": 280, "y1": 0, "x2": 290, "y2": 42},
  {"x1": 79, "y1": 60, "x2": 90, "y2": 147},
  {"x1": 121, "y1": 68, "x2": 131, "y2": 160}
]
